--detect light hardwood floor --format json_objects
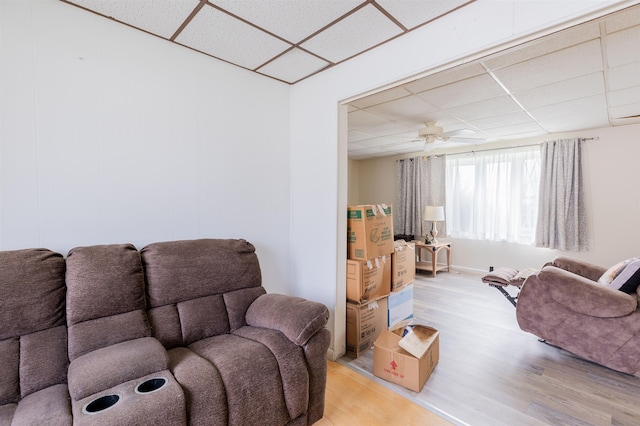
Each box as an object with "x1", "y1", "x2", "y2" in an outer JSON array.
[
  {"x1": 339, "y1": 270, "x2": 640, "y2": 426},
  {"x1": 318, "y1": 361, "x2": 452, "y2": 425}
]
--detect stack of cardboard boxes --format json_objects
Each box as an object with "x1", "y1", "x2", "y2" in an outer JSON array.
[
  {"x1": 346, "y1": 204, "x2": 394, "y2": 358},
  {"x1": 345, "y1": 204, "x2": 417, "y2": 357},
  {"x1": 345, "y1": 204, "x2": 439, "y2": 392}
]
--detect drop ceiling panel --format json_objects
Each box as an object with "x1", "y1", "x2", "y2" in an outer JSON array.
[
  {"x1": 376, "y1": 0, "x2": 471, "y2": 30},
  {"x1": 609, "y1": 86, "x2": 640, "y2": 108},
  {"x1": 515, "y1": 73, "x2": 605, "y2": 110},
  {"x1": 68, "y1": 0, "x2": 199, "y2": 39},
  {"x1": 529, "y1": 94, "x2": 609, "y2": 130},
  {"x1": 403, "y1": 63, "x2": 486, "y2": 94},
  {"x1": 611, "y1": 102, "x2": 640, "y2": 119},
  {"x1": 300, "y1": 4, "x2": 403, "y2": 63},
  {"x1": 257, "y1": 48, "x2": 329, "y2": 83},
  {"x1": 366, "y1": 96, "x2": 438, "y2": 120},
  {"x1": 362, "y1": 121, "x2": 417, "y2": 137},
  {"x1": 605, "y1": 5, "x2": 640, "y2": 33},
  {"x1": 605, "y1": 25, "x2": 640, "y2": 68},
  {"x1": 209, "y1": 0, "x2": 363, "y2": 43},
  {"x1": 493, "y1": 40, "x2": 603, "y2": 93},
  {"x1": 444, "y1": 96, "x2": 522, "y2": 122},
  {"x1": 351, "y1": 137, "x2": 400, "y2": 148},
  {"x1": 483, "y1": 23, "x2": 600, "y2": 71},
  {"x1": 175, "y1": 5, "x2": 291, "y2": 70},
  {"x1": 394, "y1": 112, "x2": 461, "y2": 130},
  {"x1": 481, "y1": 122, "x2": 546, "y2": 138},
  {"x1": 416, "y1": 74, "x2": 506, "y2": 110},
  {"x1": 348, "y1": 129, "x2": 377, "y2": 142},
  {"x1": 348, "y1": 109, "x2": 393, "y2": 129},
  {"x1": 607, "y1": 62, "x2": 640, "y2": 91},
  {"x1": 349, "y1": 86, "x2": 413, "y2": 109},
  {"x1": 467, "y1": 111, "x2": 536, "y2": 130}
]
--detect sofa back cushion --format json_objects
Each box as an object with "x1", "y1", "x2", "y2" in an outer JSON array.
[
  {"x1": 141, "y1": 239, "x2": 265, "y2": 348},
  {"x1": 0, "y1": 249, "x2": 68, "y2": 404},
  {"x1": 66, "y1": 244, "x2": 150, "y2": 361}
]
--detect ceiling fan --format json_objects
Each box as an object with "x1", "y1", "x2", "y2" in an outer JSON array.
[{"x1": 413, "y1": 121, "x2": 486, "y2": 145}]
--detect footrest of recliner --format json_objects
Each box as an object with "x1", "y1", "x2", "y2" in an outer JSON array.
[
  {"x1": 481, "y1": 267, "x2": 535, "y2": 307},
  {"x1": 481, "y1": 267, "x2": 526, "y2": 287}
]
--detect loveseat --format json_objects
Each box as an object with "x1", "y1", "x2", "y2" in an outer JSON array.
[
  {"x1": 516, "y1": 256, "x2": 640, "y2": 377},
  {"x1": 0, "y1": 238, "x2": 331, "y2": 425}
]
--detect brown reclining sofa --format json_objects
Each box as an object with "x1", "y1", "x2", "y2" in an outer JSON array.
[{"x1": 0, "y1": 238, "x2": 330, "y2": 425}]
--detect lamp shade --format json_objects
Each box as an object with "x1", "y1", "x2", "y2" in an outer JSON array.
[{"x1": 423, "y1": 206, "x2": 445, "y2": 221}]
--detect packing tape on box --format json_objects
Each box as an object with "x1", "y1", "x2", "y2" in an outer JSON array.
[{"x1": 366, "y1": 255, "x2": 387, "y2": 270}]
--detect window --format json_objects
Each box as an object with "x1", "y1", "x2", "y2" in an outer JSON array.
[{"x1": 445, "y1": 146, "x2": 541, "y2": 244}]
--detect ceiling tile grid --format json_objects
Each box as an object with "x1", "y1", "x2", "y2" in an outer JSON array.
[
  {"x1": 58, "y1": 0, "x2": 639, "y2": 159},
  {"x1": 63, "y1": 0, "x2": 474, "y2": 84},
  {"x1": 347, "y1": 4, "x2": 640, "y2": 159},
  {"x1": 208, "y1": 0, "x2": 363, "y2": 44},
  {"x1": 175, "y1": 5, "x2": 292, "y2": 70},
  {"x1": 68, "y1": 0, "x2": 199, "y2": 39},
  {"x1": 299, "y1": 4, "x2": 404, "y2": 64}
]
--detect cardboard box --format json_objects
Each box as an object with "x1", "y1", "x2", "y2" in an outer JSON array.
[
  {"x1": 373, "y1": 325, "x2": 439, "y2": 392},
  {"x1": 391, "y1": 240, "x2": 416, "y2": 291},
  {"x1": 346, "y1": 256, "x2": 391, "y2": 304},
  {"x1": 387, "y1": 284, "x2": 413, "y2": 329},
  {"x1": 346, "y1": 297, "x2": 388, "y2": 358},
  {"x1": 347, "y1": 204, "x2": 394, "y2": 260}
]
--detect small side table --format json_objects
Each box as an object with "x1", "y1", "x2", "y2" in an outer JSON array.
[{"x1": 415, "y1": 242, "x2": 451, "y2": 277}]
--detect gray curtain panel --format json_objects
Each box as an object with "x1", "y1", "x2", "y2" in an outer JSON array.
[
  {"x1": 395, "y1": 155, "x2": 446, "y2": 239},
  {"x1": 395, "y1": 157, "x2": 423, "y2": 238},
  {"x1": 535, "y1": 138, "x2": 588, "y2": 251}
]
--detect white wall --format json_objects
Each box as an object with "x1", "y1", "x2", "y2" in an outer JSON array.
[
  {"x1": 2, "y1": 0, "x2": 635, "y2": 361},
  {"x1": 354, "y1": 124, "x2": 640, "y2": 272},
  {"x1": 0, "y1": 0, "x2": 292, "y2": 294},
  {"x1": 290, "y1": 0, "x2": 635, "y2": 359}
]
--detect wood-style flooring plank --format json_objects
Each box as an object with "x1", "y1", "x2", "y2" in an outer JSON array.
[
  {"x1": 340, "y1": 271, "x2": 640, "y2": 426},
  {"x1": 317, "y1": 361, "x2": 452, "y2": 425}
]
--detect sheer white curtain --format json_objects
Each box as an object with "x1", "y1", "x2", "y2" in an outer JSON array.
[
  {"x1": 535, "y1": 138, "x2": 588, "y2": 250},
  {"x1": 446, "y1": 146, "x2": 541, "y2": 244}
]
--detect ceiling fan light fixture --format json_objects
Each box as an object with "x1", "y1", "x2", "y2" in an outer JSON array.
[{"x1": 417, "y1": 121, "x2": 443, "y2": 139}]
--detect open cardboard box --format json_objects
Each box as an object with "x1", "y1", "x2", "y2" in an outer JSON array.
[{"x1": 373, "y1": 324, "x2": 439, "y2": 392}]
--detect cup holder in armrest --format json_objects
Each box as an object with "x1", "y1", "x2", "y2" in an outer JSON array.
[
  {"x1": 82, "y1": 394, "x2": 120, "y2": 414},
  {"x1": 135, "y1": 377, "x2": 167, "y2": 395}
]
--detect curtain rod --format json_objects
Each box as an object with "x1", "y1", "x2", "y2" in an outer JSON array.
[{"x1": 433, "y1": 136, "x2": 599, "y2": 158}]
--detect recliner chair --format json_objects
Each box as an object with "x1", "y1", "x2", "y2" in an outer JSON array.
[{"x1": 516, "y1": 256, "x2": 640, "y2": 377}]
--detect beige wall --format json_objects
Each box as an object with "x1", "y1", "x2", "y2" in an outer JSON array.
[
  {"x1": 347, "y1": 160, "x2": 361, "y2": 206},
  {"x1": 349, "y1": 123, "x2": 640, "y2": 272}
]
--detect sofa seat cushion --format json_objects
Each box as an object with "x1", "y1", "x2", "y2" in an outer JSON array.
[
  {"x1": 233, "y1": 326, "x2": 309, "y2": 419},
  {"x1": 189, "y1": 333, "x2": 305, "y2": 426},
  {"x1": 9, "y1": 384, "x2": 72, "y2": 426},
  {"x1": 68, "y1": 337, "x2": 169, "y2": 401},
  {"x1": 167, "y1": 347, "x2": 229, "y2": 425}
]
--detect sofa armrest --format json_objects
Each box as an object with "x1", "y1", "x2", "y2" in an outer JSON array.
[
  {"x1": 68, "y1": 337, "x2": 169, "y2": 401},
  {"x1": 544, "y1": 256, "x2": 607, "y2": 282},
  {"x1": 245, "y1": 294, "x2": 329, "y2": 346},
  {"x1": 537, "y1": 266, "x2": 637, "y2": 317}
]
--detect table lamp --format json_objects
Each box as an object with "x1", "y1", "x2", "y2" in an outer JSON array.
[{"x1": 423, "y1": 206, "x2": 445, "y2": 244}]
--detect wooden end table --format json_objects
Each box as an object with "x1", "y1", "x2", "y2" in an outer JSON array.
[{"x1": 415, "y1": 242, "x2": 451, "y2": 277}]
